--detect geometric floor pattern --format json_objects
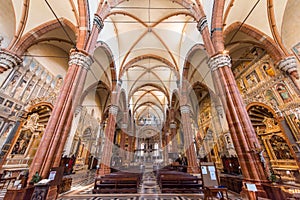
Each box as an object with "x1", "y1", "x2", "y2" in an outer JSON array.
[{"x1": 58, "y1": 169, "x2": 242, "y2": 200}]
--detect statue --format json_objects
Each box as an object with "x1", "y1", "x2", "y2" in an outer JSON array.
[
  {"x1": 262, "y1": 116, "x2": 280, "y2": 133},
  {"x1": 23, "y1": 113, "x2": 40, "y2": 132}
]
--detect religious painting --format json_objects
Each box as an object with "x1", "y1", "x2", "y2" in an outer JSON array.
[
  {"x1": 262, "y1": 62, "x2": 275, "y2": 77},
  {"x1": 246, "y1": 71, "x2": 260, "y2": 87},
  {"x1": 11, "y1": 130, "x2": 32, "y2": 155},
  {"x1": 276, "y1": 84, "x2": 292, "y2": 103}
]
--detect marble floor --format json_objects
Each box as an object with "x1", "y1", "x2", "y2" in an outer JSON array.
[{"x1": 58, "y1": 169, "x2": 243, "y2": 200}]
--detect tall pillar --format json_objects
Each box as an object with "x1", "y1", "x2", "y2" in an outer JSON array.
[
  {"x1": 97, "y1": 105, "x2": 118, "y2": 176},
  {"x1": 170, "y1": 122, "x2": 178, "y2": 153},
  {"x1": 53, "y1": 13, "x2": 104, "y2": 177},
  {"x1": 180, "y1": 105, "x2": 199, "y2": 173},
  {"x1": 28, "y1": 49, "x2": 93, "y2": 181},
  {"x1": 119, "y1": 123, "x2": 127, "y2": 162},
  {"x1": 208, "y1": 54, "x2": 268, "y2": 197}
]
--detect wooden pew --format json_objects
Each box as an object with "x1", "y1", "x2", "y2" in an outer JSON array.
[
  {"x1": 157, "y1": 171, "x2": 203, "y2": 193},
  {"x1": 92, "y1": 172, "x2": 142, "y2": 194}
]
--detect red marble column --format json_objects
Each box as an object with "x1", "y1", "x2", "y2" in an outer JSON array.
[
  {"x1": 127, "y1": 133, "x2": 135, "y2": 162},
  {"x1": 180, "y1": 105, "x2": 199, "y2": 173},
  {"x1": 208, "y1": 54, "x2": 268, "y2": 197},
  {"x1": 97, "y1": 105, "x2": 118, "y2": 176},
  {"x1": 197, "y1": 15, "x2": 268, "y2": 198},
  {"x1": 29, "y1": 12, "x2": 104, "y2": 183},
  {"x1": 28, "y1": 50, "x2": 93, "y2": 180},
  {"x1": 169, "y1": 122, "x2": 178, "y2": 153},
  {"x1": 52, "y1": 50, "x2": 93, "y2": 168},
  {"x1": 119, "y1": 124, "x2": 127, "y2": 162},
  {"x1": 119, "y1": 111, "x2": 128, "y2": 161}
]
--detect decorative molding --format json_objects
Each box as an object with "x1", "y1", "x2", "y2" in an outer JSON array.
[
  {"x1": 208, "y1": 54, "x2": 231, "y2": 71},
  {"x1": 197, "y1": 17, "x2": 208, "y2": 34},
  {"x1": 94, "y1": 14, "x2": 104, "y2": 30},
  {"x1": 277, "y1": 56, "x2": 297, "y2": 74},
  {"x1": 68, "y1": 51, "x2": 93, "y2": 70},
  {"x1": 180, "y1": 105, "x2": 190, "y2": 114},
  {"x1": 0, "y1": 50, "x2": 22, "y2": 71},
  {"x1": 109, "y1": 105, "x2": 118, "y2": 115}
]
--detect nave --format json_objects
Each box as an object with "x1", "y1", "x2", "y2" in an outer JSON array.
[{"x1": 57, "y1": 166, "x2": 242, "y2": 200}]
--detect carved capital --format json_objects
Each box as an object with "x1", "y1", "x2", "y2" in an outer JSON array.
[
  {"x1": 0, "y1": 49, "x2": 22, "y2": 71},
  {"x1": 277, "y1": 56, "x2": 297, "y2": 74},
  {"x1": 170, "y1": 122, "x2": 177, "y2": 129},
  {"x1": 94, "y1": 14, "x2": 104, "y2": 30},
  {"x1": 109, "y1": 105, "x2": 118, "y2": 115},
  {"x1": 68, "y1": 50, "x2": 93, "y2": 70},
  {"x1": 197, "y1": 17, "x2": 208, "y2": 33},
  {"x1": 208, "y1": 54, "x2": 231, "y2": 71},
  {"x1": 180, "y1": 105, "x2": 190, "y2": 114}
]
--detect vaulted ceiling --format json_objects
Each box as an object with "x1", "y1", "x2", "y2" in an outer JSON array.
[{"x1": 0, "y1": 0, "x2": 298, "y2": 130}]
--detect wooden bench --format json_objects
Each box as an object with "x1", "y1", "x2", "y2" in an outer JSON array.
[
  {"x1": 92, "y1": 172, "x2": 142, "y2": 194},
  {"x1": 158, "y1": 171, "x2": 203, "y2": 193}
]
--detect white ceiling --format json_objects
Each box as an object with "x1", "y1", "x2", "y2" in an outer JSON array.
[{"x1": 1, "y1": 0, "x2": 298, "y2": 130}]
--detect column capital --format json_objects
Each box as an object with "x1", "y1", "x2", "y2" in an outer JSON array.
[
  {"x1": 180, "y1": 105, "x2": 190, "y2": 114},
  {"x1": 94, "y1": 14, "x2": 104, "y2": 30},
  {"x1": 0, "y1": 49, "x2": 22, "y2": 71},
  {"x1": 170, "y1": 122, "x2": 177, "y2": 129},
  {"x1": 197, "y1": 17, "x2": 208, "y2": 34},
  {"x1": 208, "y1": 54, "x2": 231, "y2": 71},
  {"x1": 109, "y1": 105, "x2": 119, "y2": 115},
  {"x1": 68, "y1": 50, "x2": 93, "y2": 70},
  {"x1": 277, "y1": 56, "x2": 298, "y2": 75}
]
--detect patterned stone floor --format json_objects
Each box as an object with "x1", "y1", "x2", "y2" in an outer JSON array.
[{"x1": 58, "y1": 169, "x2": 242, "y2": 200}]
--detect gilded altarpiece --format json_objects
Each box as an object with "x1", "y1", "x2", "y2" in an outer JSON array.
[
  {"x1": 233, "y1": 48, "x2": 300, "y2": 182},
  {"x1": 3, "y1": 105, "x2": 52, "y2": 171}
]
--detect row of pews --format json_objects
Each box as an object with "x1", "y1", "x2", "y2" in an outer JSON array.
[
  {"x1": 93, "y1": 166, "x2": 203, "y2": 194},
  {"x1": 156, "y1": 169, "x2": 203, "y2": 193},
  {"x1": 92, "y1": 171, "x2": 142, "y2": 194}
]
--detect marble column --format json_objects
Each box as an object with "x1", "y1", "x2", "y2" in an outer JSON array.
[
  {"x1": 97, "y1": 105, "x2": 118, "y2": 176},
  {"x1": 28, "y1": 49, "x2": 93, "y2": 180},
  {"x1": 170, "y1": 122, "x2": 178, "y2": 153},
  {"x1": 180, "y1": 105, "x2": 199, "y2": 173},
  {"x1": 208, "y1": 53, "x2": 268, "y2": 197},
  {"x1": 119, "y1": 123, "x2": 127, "y2": 162}
]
